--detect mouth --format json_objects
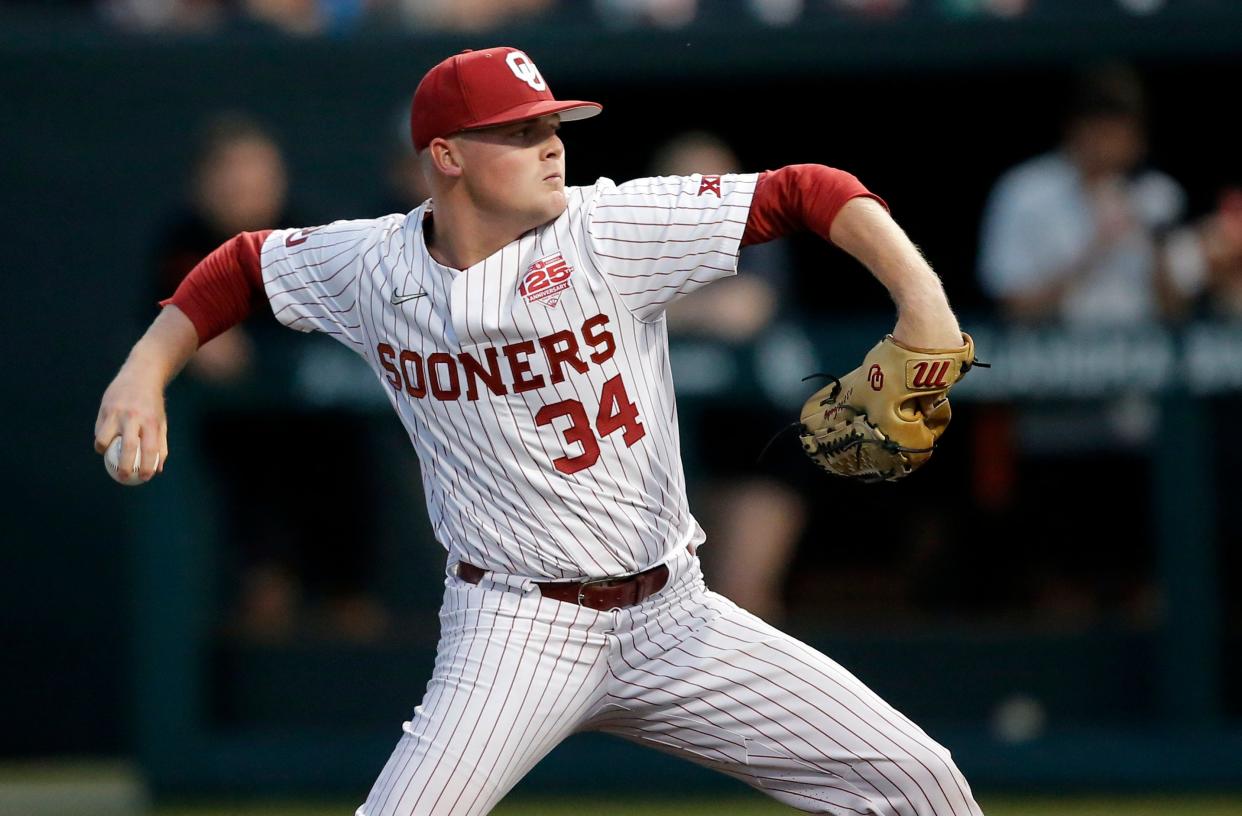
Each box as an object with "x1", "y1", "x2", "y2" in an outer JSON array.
[{"x1": 543, "y1": 173, "x2": 563, "y2": 182}]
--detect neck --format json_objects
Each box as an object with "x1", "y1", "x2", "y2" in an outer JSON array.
[{"x1": 424, "y1": 198, "x2": 532, "y2": 271}]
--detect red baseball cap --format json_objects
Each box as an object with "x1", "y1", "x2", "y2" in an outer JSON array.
[{"x1": 410, "y1": 47, "x2": 602, "y2": 152}]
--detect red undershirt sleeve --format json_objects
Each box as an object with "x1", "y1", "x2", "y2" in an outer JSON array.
[
  {"x1": 741, "y1": 164, "x2": 888, "y2": 248},
  {"x1": 159, "y1": 229, "x2": 273, "y2": 346}
]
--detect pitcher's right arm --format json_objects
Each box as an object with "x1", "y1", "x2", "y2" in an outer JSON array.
[{"x1": 93, "y1": 230, "x2": 270, "y2": 482}]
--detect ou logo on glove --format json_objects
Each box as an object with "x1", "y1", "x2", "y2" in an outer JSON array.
[
  {"x1": 868, "y1": 364, "x2": 884, "y2": 391},
  {"x1": 507, "y1": 51, "x2": 547, "y2": 91}
]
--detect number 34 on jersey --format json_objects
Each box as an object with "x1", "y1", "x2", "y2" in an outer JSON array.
[{"x1": 375, "y1": 311, "x2": 646, "y2": 476}]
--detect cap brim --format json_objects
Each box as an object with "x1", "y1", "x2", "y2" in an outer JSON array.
[{"x1": 461, "y1": 100, "x2": 602, "y2": 132}]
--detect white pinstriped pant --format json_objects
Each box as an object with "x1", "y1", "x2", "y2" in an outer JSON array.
[{"x1": 357, "y1": 548, "x2": 983, "y2": 816}]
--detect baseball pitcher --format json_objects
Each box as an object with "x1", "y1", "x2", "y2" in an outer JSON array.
[{"x1": 95, "y1": 47, "x2": 983, "y2": 816}]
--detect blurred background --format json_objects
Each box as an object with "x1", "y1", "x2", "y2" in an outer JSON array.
[{"x1": 4, "y1": 0, "x2": 1242, "y2": 813}]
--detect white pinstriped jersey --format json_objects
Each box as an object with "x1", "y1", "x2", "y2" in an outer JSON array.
[{"x1": 260, "y1": 173, "x2": 758, "y2": 580}]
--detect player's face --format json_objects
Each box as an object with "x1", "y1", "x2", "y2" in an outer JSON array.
[{"x1": 455, "y1": 115, "x2": 566, "y2": 227}]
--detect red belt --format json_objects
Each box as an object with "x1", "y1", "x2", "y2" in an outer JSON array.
[{"x1": 456, "y1": 558, "x2": 675, "y2": 611}]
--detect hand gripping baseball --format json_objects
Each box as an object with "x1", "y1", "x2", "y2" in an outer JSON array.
[
  {"x1": 94, "y1": 304, "x2": 201, "y2": 484},
  {"x1": 798, "y1": 332, "x2": 986, "y2": 482},
  {"x1": 94, "y1": 370, "x2": 168, "y2": 486}
]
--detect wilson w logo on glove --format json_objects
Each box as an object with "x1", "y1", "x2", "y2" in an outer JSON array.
[{"x1": 909, "y1": 359, "x2": 953, "y2": 389}]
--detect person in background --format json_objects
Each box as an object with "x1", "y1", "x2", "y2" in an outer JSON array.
[
  {"x1": 652, "y1": 131, "x2": 805, "y2": 622},
  {"x1": 976, "y1": 65, "x2": 1197, "y2": 620},
  {"x1": 153, "y1": 114, "x2": 288, "y2": 384},
  {"x1": 1164, "y1": 185, "x2": 1242, "y2": 318},
  {"x1": 152, "y1": 113, "x2": 389, "y2": 642},
  {"x1": 979, "y1": 64, "x2": 1194, "y2": 326},
  {"x1": 393, "y1": 0, "x2": 552, "y2": 31}
]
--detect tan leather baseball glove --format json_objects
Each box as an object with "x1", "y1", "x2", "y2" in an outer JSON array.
[{"x1": 798, "y1": 332, "x2": 985, "y2": 482}]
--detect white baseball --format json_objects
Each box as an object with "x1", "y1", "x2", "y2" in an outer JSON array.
[{"x1": 104, "y1": 435, "x2": 157, "y2": 486}]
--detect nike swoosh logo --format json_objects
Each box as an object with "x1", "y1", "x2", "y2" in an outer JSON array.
[{"x1": 390, "y1": 290, "x2": 429, "y2": 306}]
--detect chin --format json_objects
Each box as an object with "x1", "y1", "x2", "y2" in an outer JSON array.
[{"x1": 540, "y1": 190, "x2": 568, "y2": 221}]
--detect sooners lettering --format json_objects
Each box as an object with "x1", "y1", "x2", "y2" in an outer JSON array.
[
  {"x1": 427, "y1": 353, "x2": 461, "y2": 400},
  {"x1": 504, "y1": 341, "x2": 546, "y2": 394},
  {"x1": 376, "y1": 314, "x2": 617, "y2": 403},
  {"x1": 910, "y1": 359, "x2": 952, "y2": 389},
  {"x1": 399, "y1": 350, "x2": 426, "y2": 398},
  {"x1": 538, "y1": 330, "x2": 589, "y2": 384},
  {"x1": 581, "y1": 314, "x2": 615, "y2": 363},
  {"x1": 460, "y1": 347, "x2": 505, "y2": 401}
]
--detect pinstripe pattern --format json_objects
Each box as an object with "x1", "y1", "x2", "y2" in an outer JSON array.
[
  {"x1": 357, "y1": 552, "x2": 981, "y2": 815},
  {"x1": 258, "y1": 174, "x2": 979, "y2": 815},
  {"x1": 592, "y1": 571, "x2": 982, "y2": 816},
  {"x1": 258, "y1": 174, "x2": 757, "y2": 582},
  {"x1": 357, "y1": 578, "x2": 614, "y2": 816}
]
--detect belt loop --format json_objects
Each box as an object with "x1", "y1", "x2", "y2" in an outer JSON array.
[
  {"x1": 455, "y1": 562, "x2": 537, "y2": 595},
  {"x1": 481, "y1": 571, "x2": 537, "y2": 594}
]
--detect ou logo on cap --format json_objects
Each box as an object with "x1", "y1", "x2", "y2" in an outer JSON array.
[{"x1": 506, "y1": 51, "x2": 547, "y2": 91}]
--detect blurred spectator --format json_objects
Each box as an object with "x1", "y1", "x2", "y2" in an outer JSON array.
[
  {"x1": 1202, "y1": 188, "x2": 1242, "y2": 314},
  {"x1": 1165, "y1": 186, "x2": 1242, "y2": 318},
  {"x1": 152, "y1": 112, "x2": 389, "y2": 643},
  {"x1": 395, "y1": 0, "x2": 552, "y2": 31},
  {"x1": 242, "y1": 0, "x2": 326, "y2": 35},
  {"x1": 977, "y1": 64, "x2": 1195, "y2": 459},
  {"x1": 102, "y1": 0, "x2": 369, "y2": 34},
  {"x1": 101, "y1": 0, "x2": 226, "y2": 33},
  {"x1": 979, "y1": 64, "x2": 1192, "y2": 325},
  {"x1": 746, "y1": 0, "x2": 803, "y2": 26},
  {"x1": 832, "y1": 0, "x2": 906, "y2": 18},
  {"x1": 153, "y1": 114, "x2": 287, "y2": 384},
  {"x1": 652, "y1": 131, "x2": 804, "y2": 622},
  {"x1": 84, "y1": 0, "x2": 1242, "y2": 35},
  {"x1": 974, "y1": 65, "x2": 1192, "y2": 621},
  {"x1": 595, "y1": 0, "x2": 698, "y2": 28}
]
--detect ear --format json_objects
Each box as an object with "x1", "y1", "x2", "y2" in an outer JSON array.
[{"x1": 427, "y1": 137, "x2": 464, "y2": 179}]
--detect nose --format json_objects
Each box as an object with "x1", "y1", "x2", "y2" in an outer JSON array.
[{"x1": 544, "y1": 132, "x2": 563, "y2": 160}]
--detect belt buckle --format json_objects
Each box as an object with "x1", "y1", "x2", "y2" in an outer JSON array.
[{"x1": 577, "y1": 574, "x2": 629, "y2": 609}]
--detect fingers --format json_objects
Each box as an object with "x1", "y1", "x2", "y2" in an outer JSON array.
[
  {"x1": 114, "y1": 419, "x2": 167, "y2": 482},
  {"x1": 94, "y1": 405, "x2": 118, "y2": 454},
  {"x1": 94, "y1": 382, "x2": 168, "y2": 482},
  {"x1": 119, "y1": 415, "x2": 142, "y2": 482},
  {"x1": 137, "y1": 419, "x2": 162, "y2": 481},
  {"x1": 157, "y1": 417, "x2": 168, "y2": 474}
]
